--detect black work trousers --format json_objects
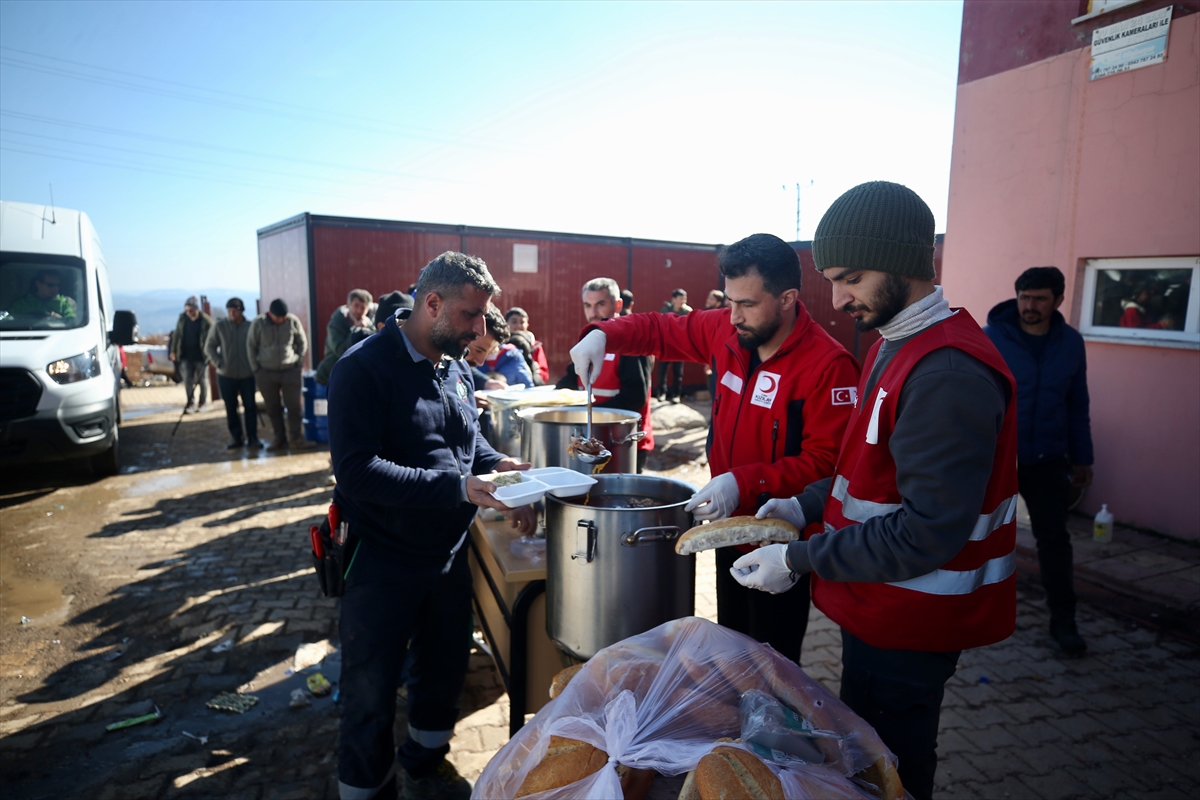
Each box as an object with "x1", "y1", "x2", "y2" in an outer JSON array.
[
  {"x1": 337, "y1": 539, "x2": 473, "y2": 798},
  {"x1": 217, "y1": 375, "x2": 258, "y2": 443},
  {"x1": 656, "y1": 360, "x2": 683, "y2": 400},
  {"x1": 715, "y1": 547, "x2": 810, "y2": 664},
  {"x1": 1018, "y1": 457, "x2": 1076, "y2": 619},
  {"x1": 839, "y1": 630, "x2": 961, "y2": 800}
]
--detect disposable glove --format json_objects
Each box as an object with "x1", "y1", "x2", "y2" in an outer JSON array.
[
  {"x1": 756, "y1": 497, "x2": 807, "y2": 531},
  {"x1": 569, "y1": 330, "x2": 607, "y2": 388},
  {"x1": 730, "y1": 544, "x2": 798, "y2": 594},
  {"x1": 684, "y1": 472, "x2": 740, "y2": 522}
]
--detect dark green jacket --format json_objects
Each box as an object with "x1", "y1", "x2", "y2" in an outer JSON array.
[{"x1": 171, "y1": 311, "x2": 213, "y2": 361}]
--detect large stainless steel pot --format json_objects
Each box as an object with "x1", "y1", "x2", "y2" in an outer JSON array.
[
  {"x1": 520, "y1": 406, "x2": 643, "y2": 475},
  {"x1": 545, "y1": 474, "x2": 696, "y2": 660},
  {"x1": 486, "y1": 389, "x2": 585, "y2": 457}
]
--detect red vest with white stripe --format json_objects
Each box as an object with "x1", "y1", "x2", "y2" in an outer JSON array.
[
  {"x1": 582, "y1": 352, "x2": 654, "y2": 451},
  {"x1": 812, "y1": 310, "x2": 1018, "y2": 652}
]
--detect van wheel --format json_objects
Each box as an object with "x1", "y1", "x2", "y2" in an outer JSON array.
[{"x1": 90, "y1": 424, "x2": 120, "y2": 477}]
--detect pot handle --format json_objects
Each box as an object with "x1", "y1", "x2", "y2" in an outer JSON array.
[
  {"x1": 622, "y1": 525, "x2": 681, "y2": 546},
  {"x1": 571, "y1": 520, "x2": 597, "y2": 562},
  {"x1": 617, "y1": 430, "x2": 647, "y2": 446}
]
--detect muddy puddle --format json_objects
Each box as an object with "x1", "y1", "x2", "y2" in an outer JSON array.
[{"x1": 0, "y1": 561, "x2": 73, "y2": 625}]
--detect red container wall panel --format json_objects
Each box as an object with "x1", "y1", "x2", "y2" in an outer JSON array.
[
  {"x1": 311, "y1": 227, "x2": 459, "y2": 359},
  {"x1": 463, "y1": 236, "x2": 627, "y2": 383},
  {"x1": 630, "y1": 246, "x2": 721, "y2": 391}
]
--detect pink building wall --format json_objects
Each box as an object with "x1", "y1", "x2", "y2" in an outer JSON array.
[{"x1": 942, "y1": 13, "x2": 1200, "y2": 540}]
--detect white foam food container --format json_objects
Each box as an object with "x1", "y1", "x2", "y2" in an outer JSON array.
[
  {"x1": 480, "y1": 472, "x2": 550, "y2": 508},
  {"x1": 525, "y1": 467, "x2": 598, "y2": 498}
]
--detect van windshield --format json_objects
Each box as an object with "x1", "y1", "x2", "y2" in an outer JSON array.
[{"x1": 0, "y1": 253, "x2": 88, "y2": 331}]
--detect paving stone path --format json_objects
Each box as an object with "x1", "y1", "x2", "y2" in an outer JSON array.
[{"x1": 0, "y1": 388, "x2": 1196, "y2": 799}]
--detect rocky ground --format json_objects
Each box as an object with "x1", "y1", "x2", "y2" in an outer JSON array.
[{"x1": 1, "y1": 388, "x2": 1197, "y2": 799}]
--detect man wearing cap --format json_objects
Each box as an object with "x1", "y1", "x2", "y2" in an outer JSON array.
[
  {"x1": 247, "y1": 298, "x2": 313, "y2": 451},
  {"x1": 739, "y1": 182, "x2": 1018, "y2": 800},
  {"x1": 170, "y1": 295, "x2": 213, "y2": 414},
  {"x1": 569, "y1": 237, "x2": 859, "y2": 662},
  {"x1": 204, "y1": 297, "x2": 259, "y2": 448}
]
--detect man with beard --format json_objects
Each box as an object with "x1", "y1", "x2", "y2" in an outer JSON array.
[
  {"x1": 569, "y1": 235, "x2": 859, "y2": 661},
  {"x1": 739, "y1": 182, "x2": 1018, "y2": 800},
  {"x1": 327, "y1": 252, "x2": 533, "y2": 800},
  {"x1": 556, "y1": 278, "x2": 654, "y2": 470},
  {"x1": 985, "y1": 266, "x2": 1092, "y2": 656}
]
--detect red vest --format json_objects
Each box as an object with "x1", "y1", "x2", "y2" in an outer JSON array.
[
  {"x1": 580, "y1": 352, "x2": 654, "y2": 451},
  {"x1": 812, "y1": 310, "x2": 1018, "y2": 652}
]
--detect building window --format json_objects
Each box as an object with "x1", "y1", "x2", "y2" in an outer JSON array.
[
  {"x1": 513, "y1": 243, "x2": 538, "y2": 274},
  {"x1": 1079, "y1": 257, "x2": 1199, "y2": 347}
]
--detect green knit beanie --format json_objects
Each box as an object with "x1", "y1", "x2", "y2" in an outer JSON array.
[{"x1": 812, "y1": 181, "x2": 936, "y2": 280}]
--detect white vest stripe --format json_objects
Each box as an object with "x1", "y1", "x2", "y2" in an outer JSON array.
[
  {"x1": 832, "y1": 475, "x2": 902, "y2": 522},
  {"x1": 886, "y1": 551, "x2": 1016, "y2": 596},
  {"x1": 592, "y1": 388, "x2": 620, "y2": 398},
  {"x1": 969, "y1": 494, "x2": 1018, "y2": 541}
]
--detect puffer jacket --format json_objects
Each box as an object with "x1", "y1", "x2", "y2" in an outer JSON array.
[{"x1": 984, "y1": 299, "x2": 1093, "y2": 465}]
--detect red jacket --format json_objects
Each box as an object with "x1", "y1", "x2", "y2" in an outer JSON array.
[
  {"x1": 531, "y1": 341, "x2": 550, "y2": 384},
  {"x1": 592, "y1": 304, "x2": 859, "y2": 516},
  {"x1": 815, "y1": 310, "x2": 1018, "y2": 651}
]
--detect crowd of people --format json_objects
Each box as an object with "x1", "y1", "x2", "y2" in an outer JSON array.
[{"x1": 149, "y1": 181, "x2": 1095, "y2": 800}]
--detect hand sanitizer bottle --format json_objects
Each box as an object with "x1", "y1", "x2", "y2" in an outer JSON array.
[{"x1": 1093, "y1": 504, "x2": 1113, "y2": 543}]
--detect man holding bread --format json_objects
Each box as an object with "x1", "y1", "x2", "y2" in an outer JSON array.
[
  {"x1": 569, "y1": 233, "x2": 859, "y2": 662},
  {"x1": 328, "y1": 252, "x2": 532, "y2": 800},
  {"x1": 737, "y1": 182, "x2": 1019, "y2": 800}
]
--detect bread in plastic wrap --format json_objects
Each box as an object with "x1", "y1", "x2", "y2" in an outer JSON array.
[{"x1": 473, "y1": 617, "x2": 906, "y2": 800}]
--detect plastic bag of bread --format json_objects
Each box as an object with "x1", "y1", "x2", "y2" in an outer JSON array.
[{"x1": 472, "y1": 617, "x2": 906, "y2": 800}]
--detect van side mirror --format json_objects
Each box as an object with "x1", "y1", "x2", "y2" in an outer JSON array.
[{"x1": 111, "y1": 310, "x2": 139, "y2": 346}]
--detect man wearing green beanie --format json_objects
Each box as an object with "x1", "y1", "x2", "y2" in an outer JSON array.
[{"x1": 733, "y1": 181, "x2": 1020, "y2": 800}]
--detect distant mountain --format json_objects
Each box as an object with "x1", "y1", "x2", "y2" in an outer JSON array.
[{"x1": 113, "y1": 288, "x2": 260, "y2": 335}]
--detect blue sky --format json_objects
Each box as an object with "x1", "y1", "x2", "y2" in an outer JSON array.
[{"x1": 0, "y1": 0, "x2": 964, "y2": 293}]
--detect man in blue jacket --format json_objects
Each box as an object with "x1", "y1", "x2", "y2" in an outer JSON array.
[
  {"x1": 328, "y1": 252, "x2": 532, "y2": 800},
  {"x1": 985, "y1": 266, "x2": 1093, "y2": 656}
]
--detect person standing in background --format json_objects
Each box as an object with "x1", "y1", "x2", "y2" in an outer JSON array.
[
  {"x1": 985, "y1": 266, "x2": 1093, "y2": 656},
  {"x1": 170, "y1": 295, "x2": 212, "y2": 414},
  {"x1": 205, "y1": 297, "x2": 260, "y2": 449},
  {"x1": 656, "y1": 289, "x2": 692, "y2": 403},
  {"x1": 247, "y1": 298, "x2": 313, "y2": 451},
  {"x1": 620, "y1": 289, "x2": 635, "y2": 316},
  {"x1": 316, "y1": 289, "x2": 376, "y2": 385},
  {"x1": 504, "y1": 307, "x2": 549, "y2": 384},
  {"x1": 704, "y1": 289, "x2": 726, "y2": 399}
]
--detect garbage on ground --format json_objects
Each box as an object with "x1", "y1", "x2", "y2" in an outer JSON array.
[
  {"x1": 211, "y1": 640, "x2": 234, "y2": 654},
  {"x1": 20, "y1": 617, "x2": 30, "y2": 625},
  {"x1": 103, "y1": 650, "x2": 124, "y2": 662},
  {"x1": 306, "y1": 673, "x2": 332, "y2": 697},
  {"x1": 293, "y1": 640, "x2": 332, "y2": 671},
  {"x1": 290, "y1": 688, "x2": 312, "y2": 709},
  {"x1": 206, "y1": 692, "x2": 260, "y2": 714},
  {"x1": 182, "y1": 731, "x2": 209, "y2": 745},
  {"x1": 106, "y1": 705, "x2": 162, "y2": 732}
]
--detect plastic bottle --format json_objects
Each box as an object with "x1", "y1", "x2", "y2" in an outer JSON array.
[{"x1": 1093, "y1": 504, "x2": 1113, "y2": 543}]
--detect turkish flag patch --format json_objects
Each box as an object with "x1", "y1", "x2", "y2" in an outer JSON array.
[{"x1": 831, "y1": 387, "x2": 858, "y2": 406}]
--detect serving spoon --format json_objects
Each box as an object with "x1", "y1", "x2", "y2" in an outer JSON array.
[{"x1": 576, "y1": 366, "x2": 612, "y2": 465}]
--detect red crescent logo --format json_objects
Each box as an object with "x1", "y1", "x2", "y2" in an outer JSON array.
[{"x1": 759, "y1": 375, "x2": 777, "y2": 394}]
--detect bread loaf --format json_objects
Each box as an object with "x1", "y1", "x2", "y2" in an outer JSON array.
[
  {"x1": 514, "y1": 736, "x2": 655, "y2": 800},
  {"x1": 683, "y1": 746, "x2": 784, "y2": 800},
  {"x1": 549, "y1": 663, "x2": 584, "y2": 699},
  {"x1": 675, "y1": 517, "x2": 799, "y2": 555}
]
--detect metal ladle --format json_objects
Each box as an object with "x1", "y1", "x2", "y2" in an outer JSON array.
[{"x1": 576, "y1": 365, "x2": 612, "y2": 465}]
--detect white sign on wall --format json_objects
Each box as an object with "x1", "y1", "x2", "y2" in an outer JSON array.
[
  {"x1": 513, "y1": 243, "x2": 538, "y2": 273},
  {"x1": 1089, "y1": 5, "x2": 1173, "y2": 80}
]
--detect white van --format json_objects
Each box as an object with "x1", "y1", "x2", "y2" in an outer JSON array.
[{"x1": 0, "y1": 200, "x2": 137, "y2": 475}]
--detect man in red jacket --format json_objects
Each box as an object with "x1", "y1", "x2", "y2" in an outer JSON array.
[
  {"x1": 570, "y1": 234, "x2": 859, "y2": 662},
  {"x1": 737, "y1": 182, "x2": 1018, "y2": 800}
]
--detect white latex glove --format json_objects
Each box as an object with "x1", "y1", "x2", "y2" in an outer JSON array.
[
  {"x1": 756, "y1": 497, "x2": 807, "y2": 530},
  {"x1": 684, "y1": 472, "x2": 741, "y2": 522},
  {"x1": 730, "y1": 544, "x2": 798, "y2": 594},
  {"x1": 570, "y1": 329, "x2": 607, "y2": 387}
]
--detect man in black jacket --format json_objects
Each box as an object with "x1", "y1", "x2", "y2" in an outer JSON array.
[
  {"x1": 328, "y1": 252, "x2": 532, "y2": 800},
  {"x1": 985, "y1": 266, "x2": 1093, "y2": 656}
]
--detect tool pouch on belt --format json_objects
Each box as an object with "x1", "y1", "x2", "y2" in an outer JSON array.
[{"x1": 310, "y1": 510, "x2": 354, "y2": 598}]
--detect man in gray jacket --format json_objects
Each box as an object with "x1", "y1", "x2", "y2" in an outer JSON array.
[
  {"x1": 247, "y1": 298, "x2": 313, "y2": 451},
  {"x1": 204, "y1": 297, "x2": 260, "y2": 449}
]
